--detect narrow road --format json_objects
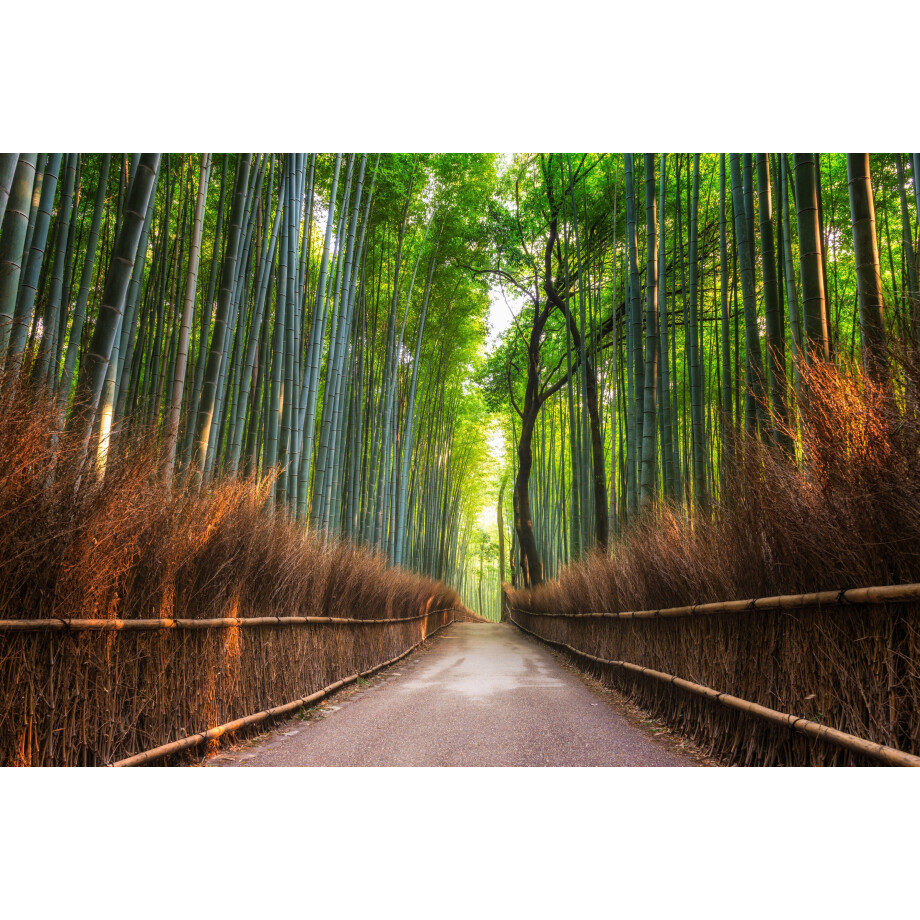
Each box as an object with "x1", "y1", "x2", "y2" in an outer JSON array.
[{"x1": 206, "y1": 623, "x2": 697, "y2": 767}]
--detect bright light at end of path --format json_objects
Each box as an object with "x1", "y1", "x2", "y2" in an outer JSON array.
[
  {"x1": 477, "y1": 505, "x2": 498, "y2": 530},
  {"x1": 476, "y1": 421, "x2": 506, "y2": 531},
  {"x1": 487, "y1": 423, "x2": 505, "y2": 465}
]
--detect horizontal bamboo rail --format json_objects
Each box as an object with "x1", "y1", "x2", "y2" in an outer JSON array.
[
  {"x1": 510, "y1": 616, "x2": 920, "y2": 767},
  {"x1": 0, "y1": 608, "x2": 458, "y2": 631},
  {"x1": 510, "y1": 582, "x2": 920, "y2": 621},
  {"x1": 111, "y1": 616, "x2": 456, "y2": 766}
]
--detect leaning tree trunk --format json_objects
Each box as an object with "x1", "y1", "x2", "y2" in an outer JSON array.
[
  {"x1": 513, "y1": 392, "x2": 544, "y2": 588},
  {"x1": 497, "y1": 477, "x2": 507, "y2": 586}
]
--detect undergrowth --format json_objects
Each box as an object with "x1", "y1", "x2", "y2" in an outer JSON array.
[
  {"x1": 510, "y1": 354, "x2": 920, "y2": 614},
  {"x1": 0, "y1": 377, "x2": 460, "y2": 623}
]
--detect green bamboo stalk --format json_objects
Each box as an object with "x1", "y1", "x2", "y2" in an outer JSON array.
[
  {"x1": 756, "y1": 154, "x2": 791, "y2": 452},
  {"x1": 687, "y1": 154, "x2": 708, "y2": 506},
  {"x1": 65, "y1": 154, "x2": 160, "y2": 448},
  {"x1": 0, "y1": 154, "x2": 38, "y2": 360},
  {"x1": 0, "y1": 154, "x2": 20, "y2": 236},
  {"x1": 846, "y1": 154, "x2": 888, "y2": 380},
  {"x1": 729, "y1": 154, "x2": 768, "y2": 436},
  {"x1": 34, "y1": 154, "x2": 77, "y2": 386},
  {"x1": 793, "y1": 154, "x2": 830, "y2": 361},
  {"x1": 781, "y1": 155, "x2": 804, "y2": 398},
  {"x1": 657, "y1": 154, "x2": 675, "y2": 501},
  {"x1": 624, "y1": 153, "x2": 643, "y2": 514},
  {"x1": 639, "y1": 154, "x2": 659, "y2": 506},
  {"x1": 297, "y1": 153, "x2": 342, "y2": 518},
  {"x1": 163, "y1": 154, "x2": 212, "y2": 480},
  {"x1": 718, "y1": 155, "x2": 733, "y2": 480},
  {"x1": 6, "y1": 153, "x2": 62, "y2": 371},
  {"x1": 192, "y1": 154, "x2": 251, "y2": 481}
]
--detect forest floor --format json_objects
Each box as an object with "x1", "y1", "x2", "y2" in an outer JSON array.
[{"x1": 203, "y1": 623, "x2": 712, "y2": 767}]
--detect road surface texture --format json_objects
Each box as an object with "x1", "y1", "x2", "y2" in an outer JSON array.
[{"x1": 205, "y1": 622, "x2": 700, "y2": 767}]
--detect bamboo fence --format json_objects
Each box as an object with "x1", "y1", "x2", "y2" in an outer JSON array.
[
  {"x1": 0, "y1": 606, "x2": 462, "y2": 766},
  {"x1": 506, "y1": 583, "x2": 920, "y2": 767}
]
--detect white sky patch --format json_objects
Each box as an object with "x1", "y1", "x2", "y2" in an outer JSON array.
[
  {"x1": 311, "y1": 200, "x2": 329, "y2": 236},
  {"x1": 420, "y1": 173, "x2": 440, "y2": 221},
  {"x1": 487, "y1": 421, "x2": 505, "y2": 468},
  {"x1": 309, "y1": 200, "x2": 345, "y2": 256},
  {"x1": 477, "y1": 504, "x2": 497, "y2": 531},
  {"x1": 486, "y1": 281, "x2": 525, "y2": 352}
]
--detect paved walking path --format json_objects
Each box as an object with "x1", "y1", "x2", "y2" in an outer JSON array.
[{"x1": 206, "y1": 622, "x2": 697, "y2": 767}]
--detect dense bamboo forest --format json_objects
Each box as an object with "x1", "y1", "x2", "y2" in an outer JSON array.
[
  {"x1": 1, "y1": 152, "x2": 919, "y2": 617},
  {"x1": 0, "y1": 153, "x2": 504, "y2": 613},
  {"x1": 7, "y1": 2, "x2": 919, "y2": 914},
  {"x1": 483, "y1": 153, "x2": 920, "y2": 594}
]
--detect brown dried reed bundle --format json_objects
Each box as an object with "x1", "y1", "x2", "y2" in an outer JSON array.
[
  {"x1": 0, "y1": 380, "x2": 464, "y2": 765},
  {"x1": 507, "y1": 355, "x2": 920, "y2": 765}
]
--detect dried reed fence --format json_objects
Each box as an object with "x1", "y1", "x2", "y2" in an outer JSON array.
[
  {"x1": 505, "y1": 359, "x2": 920, "y2": 766},
  {"x1": 0, "y1": 605, "x2": 463, "y2": 766},
  {"x1": 0, "y1": 385, "x2": 480, "y2": 766},
  {"x1": 507, "y1": 586, "x2": 920, "y2": 766}
]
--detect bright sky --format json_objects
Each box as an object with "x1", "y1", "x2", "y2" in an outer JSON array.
[{"x1": 486, "y1": 280, "x2": 523, "y2": 351}]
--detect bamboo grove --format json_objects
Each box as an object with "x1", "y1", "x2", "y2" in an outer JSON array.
[
  {"x1": 3, "y1": 151, "x2": 920, "y2": 609},
  {"x1": 0, "y1": 153, "x2": 499, "y2": 601},
  {"x1": 480, "y1": 153, "x2": 920, "y2": 587}
]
